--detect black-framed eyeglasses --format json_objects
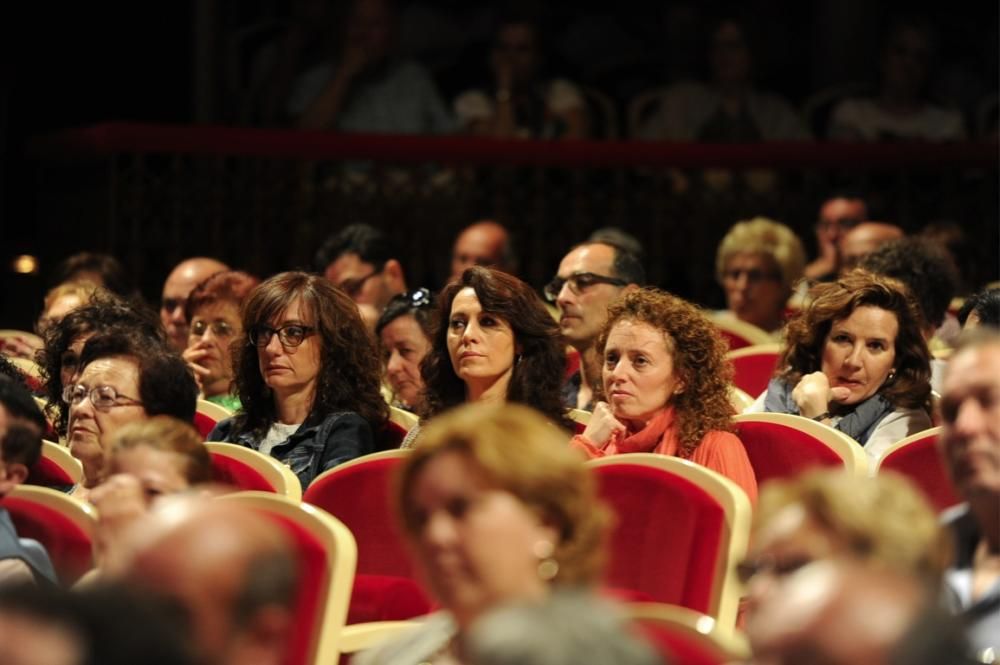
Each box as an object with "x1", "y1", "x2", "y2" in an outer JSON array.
[
  {"x1": 544, "y1": 272, "x2": 628, "y2": 302},
  {"x1": 248, "y1": 324, "x2": 316, "y2": 348},
  {"x1": 722, "y1": 268, "x2": 781, "y2": 284},
  {"x1": 735, "y1": 554, "x2": 813, "y2": 585},
  {"x1": 190, "y1": 319, "x2": 237, "y2": 338},
  {"x1": 62, "y1": 384, "x2": 143, "y2": 411},
  {"x1": 816, "y1": 217, "x2": 861, "y2": 233},
  {"x1": 338, "y1": 263, "x2": 386, "y2": 299}
]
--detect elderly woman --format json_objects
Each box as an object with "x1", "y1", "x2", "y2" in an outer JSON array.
[
  {"x1": 715, "y1": 217, "x2": 806, "y2": 335},
  {"x1": 207, "y1": 271, "x2": 386, "y2": 488},
  {"x1": 182, "y1": 270, "x2": 260, "y2": 412},
  {"x1": 356, "y1": 402, "x2": 637, "y2": 665},
  {"x1": 570, "y1": 288, "x2": 757, "y2": 502},
  {"x1": 38, "y1": 291, "x2": 164, "y2": 439},
  {"x1": 65, "y1": 332, "x2": 198, "y2": 496},
  {"x1": 416, "y1": 266, "x2": 570, "y2": 431},
  {"x1": 747, "y1": 269, "x2": 933, "y2": 459},
  {"x1": 376, "y1": 288, "x2": 435, "y2": 413}
]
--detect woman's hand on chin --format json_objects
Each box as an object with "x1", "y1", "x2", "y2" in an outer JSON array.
[
  {"x1": 792, "y1": 372, "x2": 851, "y2": 418},
  {"x1": 581, "y1": 402, "x2": 627, "y2": 446}
]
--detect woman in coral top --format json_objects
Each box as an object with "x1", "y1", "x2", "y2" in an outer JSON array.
[{"x1": 571, "y1": 288, "x2": 758, "y2": 504}]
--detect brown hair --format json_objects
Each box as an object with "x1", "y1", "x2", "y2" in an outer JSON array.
[
  {"x1": 184, "y1": 270, "x2": 260, "y2": 321},
  {"x1": 230, "y1": 271, "x2": 388, "y2": 437},
  {"x1": 754, "y1": 470, "x2": 951, "y2": 584},
  {"x1": 596, "y1": 288, "x2": 734, "y2": 456},
  {"x1": 779, "y1": 269, "x2": 931, "y2": 410},
  {"x1": 420, "y1": 267, "x2": 570, "y2": 429},
  {"x1": 109, "y1": 415, "x2": 213, "y2": 485},
  {"x1": 397, "y1": 402, "x2": 609, "y2": 587}
]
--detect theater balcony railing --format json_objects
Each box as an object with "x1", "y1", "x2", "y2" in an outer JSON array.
[{"x1": 27, "y1": 123, "x2": 999, "y2": 304}]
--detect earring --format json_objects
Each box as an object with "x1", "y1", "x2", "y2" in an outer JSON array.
[
  {"x1": 887, "y1": 369, "x2": 897, "y2": 382},
  {"x1": 533, "y1": 540, "x2": 559, "y2": 581}
]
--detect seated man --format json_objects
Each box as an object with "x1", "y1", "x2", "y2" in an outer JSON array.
[
  {"x1": 803, "y1": 194, "x2": 868, "y2": 282},
  {"x1": 448, "y1": 220, "x2": 517, "y2": 284},
  {"x1": 160, "y1": 257, "x2": 230, "y2": 352},
  {"x1": 837, "y1": 221, "x2": 903, "y2": 274},
  {"x1": 0, "y1": 376, "x2": 56, "y2": 585}
]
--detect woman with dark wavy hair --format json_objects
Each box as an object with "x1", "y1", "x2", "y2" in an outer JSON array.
[
  {"x1": 570, "y1": 288, "x2": 757, "y2": 503},
  {"x1": 747, "y1": 269, "x2": 932, "y2": 460},
  {"x1": 207, "y1": 271, "x2": 387, "y2": 488},
  {"x1": 414, "y1": 266, "x2": 571, "y2": 436}
]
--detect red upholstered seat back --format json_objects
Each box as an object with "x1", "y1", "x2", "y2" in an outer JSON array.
[
  {"x1": 634, "y1": 620, "x2": 732, "y2": 665},
  {"x1": 193, "y1": 411, "x2": 218, "y2": 438},
  {"x1": 5, "y1": 497, "x2": 93, "y2": 585},
  {"x1": 263, "y1": 513, "x2": 329, "y2": 665},
  {"x1": 304, "y1": 457, "x2": 414, "y2": 580},
  {"x1": 593, "y1": 464, "x2": 726, "y2": 614},
  {"x1": 879, "y1": 434, "x2": 961, "y2": 512},
  {"x1": 717, "y1": 329, "x2": 754, "y2": 351},
  {"x1": 376, "y1": 422, "x2": 408, "y2": 452},
  {"x1": 209, "y1": 451, "x2": 278, "y2": 493},
  {"x1": 26, "y1": 457, "x2": 75, "y2": 488},
  {"x1": 735, "y1": 419, "x2": 846, "y2": 485},
  {"x1": 729, "y1": 351, "x2": 780, "y2": 398}
]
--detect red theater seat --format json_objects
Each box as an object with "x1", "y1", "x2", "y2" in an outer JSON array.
[
  {"x1": 5, "y1": 485, "x2": 96, "y2": 585},
  {"x1": 875, "y1": 427, "x2": 961, "y2": 512}
]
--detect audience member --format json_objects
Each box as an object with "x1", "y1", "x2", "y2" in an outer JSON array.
[
  {"x1": 376, "y1": 288, "x2": 434, "y2": 412},
  {"x1": 208, "y1": 272, "x2": 386, "y2": 488},
  {"x1": 182, "y1": 270, "x2": 260, "y2": 411},
  {"x1": 957, "y1": 288, "x2": 1000, "y2": 330},
  {"x1": 454, "y1": 12, "x2": 590, "y2": 139},
  {"x1": 35, "y1": 282, "x2": 99, "y2": 339},
  {"x1": 837, "y1": 221, "x2": 904, "y2": 274},
  {"x1": 715, "y1": 217, "x2": 805, "y2": 335},
  {"x1": 570, "y1": 288, "x2": 758, "y2": 502},
  {"x1": 586, "y1": 227, "x2": 644, "y2": 259},
  {"x1": 415, "y1": 267, "x2": 571, "y2": 440},
  {"x1": 0, "y1": 377, "x2": 56, "y2": 585},
  {"x1": 314, "y1": 223, "x2": 407, "y2": 322},
  {"x1": 37, "y1": 292, "x2": 163, "y2": 439},
  {"x1": 938, "y1": 331, "x2": 1000, "y2": 659},
  {"x1": 448, "y1": 221, "x2": 516, "y2": 283},
  {"x1": 52, "y1": 252, "x2": 133, "y2": 298},
  {"x1": 289, "y1": 0, "x2": 453, "y2": 134},
  {"x1": 804, "y1": 195, "x2": 868, "y2": 282},
  {"x1": 545, "y1": 241, "x2": 644, "y2": 411},
  {"x1": 748, "y1": 270, "x2": 932, "y2": 460},
  {"x1": 356, "y1": 403, "x2": 610, "y2": 665},
  {"x1": 637, "y1": 17, "x2": 809, "y2": 141},
  {"x1": 66, "y1": 332, "x2": 198, "y2": 495},
  {"x1": 829, "y1": 17, "x2": 965, "y2": 142},
  {"x1": 121, "y1": 497, "x2": 298, "y2": 665},
  {"x1": 160, "y1": 257, "x2": 230, "y2": 353}
]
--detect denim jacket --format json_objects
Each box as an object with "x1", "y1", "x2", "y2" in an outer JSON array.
[{"x1": 208, "y1": 410, "x2": 374, "y2": 489}]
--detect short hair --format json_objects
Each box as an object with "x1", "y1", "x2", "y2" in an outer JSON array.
[
  {"x1": 571, "y1": 241, "x2": 646, "y2": 286},
  {"x1": 859, "y1": 237, "x2": 960, "y2": 329},
  {"x1": 375, "y1": 288, "x2": 436, "y2": 338},
  {"x1": 53, "y1": 251, "x2": 132, "y2": 297},
  {"x1": 78, "y1": 333, "x2": 198, "y2": 424},
  {"x1": 109, "y1": 416, "x2": 213, "y2": 485},
  {"x1": 0, "y1": 376, "x2": 45, "y2": 468},
  {"x1": 397, "y1": 403, "x2": 610, "y2": 586},
  {"x1": 184, "y1": 270, "x2": 260, "y2": 322},
  {"x1": 754, "y1": 470, "x2": 950, "y2": 583},
  {"x1": 231, "y1": 550, "x2": 299, "y2": 627},
  {"x1": 37, "y1": 291, "x2": 164, "y2": 436},
  {"x1": 313, "y1": 223, "x2": 398, "y2": 273},
  {"x1": 587, "y1": 227, "x2": 644, "y2": 259},
  {"x1": 780, "y1": 270, "x2": 932, "y2": 411},
  {"x1": 231, "y1": 271, "x2": 387, "y2": 437},
  {"x1": 420, "y1": 267, "x2": 570, "y2": 429},
  {"x1": 716, "y1": 217, "x2": 806, "y2": 293},
  {"x1": 957, "y1": 287, "x2": 1000, "y2": 328},
  {"x1": 595, "y1": 288, "x2": 734, "y2": 455}
]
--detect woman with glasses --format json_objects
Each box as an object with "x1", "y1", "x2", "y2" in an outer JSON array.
[
  {"x1": 207, "y1": 271, "x2": 387, "y2": 489},
  {"x1": 376, "y1": 288, "x2": 435, "y2": 412},
  {"x1": 715, "y1": 217, "x2": 806, "y2": 336},
  {"x1": 411, "y1": 267, "x2": 571, "y2": 444},
  {"x1": 181, "y1": 271, "x2": 260, "y2": 412}
]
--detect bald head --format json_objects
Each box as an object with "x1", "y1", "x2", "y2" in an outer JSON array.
[
  {"x1": 449, "y1": 221, "x2": 514, "y2": 283},
  {"x1": 838, "y1": 223, "x2": 903, "y2": 274},
  {"x1": 160, "y1": 258, "x2": 230, "y2": 351},
  {"x1": 125, "y1": 498, "x2": 296, "y2": 665}
]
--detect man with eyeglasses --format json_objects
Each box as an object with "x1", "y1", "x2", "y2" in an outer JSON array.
[
  {"x1": 160, "y1": 257, "x2": 229, "y2": 352},
  {"x1": 803, "y1": 195, "x2": 868, "y2": 282},
  {"x1": 314, "y1": 223, "x2": 407, "y2": 328},
  {"x1": 546, "y1": 242, "x2": 644, "y2": 411}
]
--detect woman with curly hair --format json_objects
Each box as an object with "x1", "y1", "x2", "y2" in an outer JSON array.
[
  {"x1": 415, "y1": 266, "x2": 571, "y2": 435},
  {"x1": 207, "y1": 271, "x2": 387, "y2": 488},
  {"x1": 747, "y1": 269, "x2": 932, "y2": 460},
  {"x1": 571, "y1": 288, "x2": 757, "y2": 503}
]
